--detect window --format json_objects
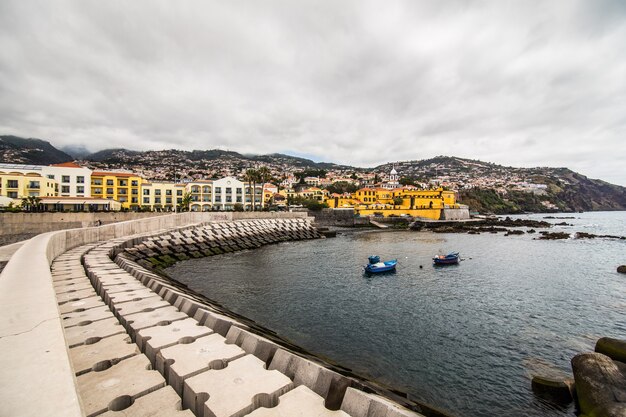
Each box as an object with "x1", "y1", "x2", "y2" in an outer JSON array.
[
  {"x1": 77, "y1": 186, "x2": 84, "y2": 194},
  {"x1": 155, "y1": 197, "x2": 161, "y2": 204},
  {"x1": 61, "y1": 185, "x2": 70, "y2": 193},
  {"x1": 215, "y1": 187, "x2": 221, "y2": 193},
  {"x1": 106, "y1": 188, "x2": 114, "y2": 195},
  {"x1": 118, "y1": 188, "x2": 127, "y2": 195},
  {"x1": 177, "y1": 190, "x2": 183, "y2": 196},
  {"x1": 92, "y1": 179, "x2": 102, "y2": 185},
  {"x1": 132, "y1": 189, "x2": 138, "y2": 195},
  {"x1": 226, "y1": 196, "x2": 232, "y2": 202},
  {"x1": 166, "y1": 189, "x2": 172, "y2": 196},
  {"x1": 118, "y1": 180, "x2": 128, "y2": 187},
  {"x1": 106, "y1": 180, "x2": 114, "y2": 186},
  {"x1": 203, "y1": 196, "x2": 210, "y2": 202},
  {"x1": 131, "y1": 197, "x2": 138, "y2": 204},
  {"x1": 7, "y1": 180, "x2": 18, "y2": 188},
  {"x1": 143, "y1": 189, "x2": 150, "y2": 195},
  {"x1": 155, "y1": 189, "x2": 161, "y2": 196},
  {"x1": 176, "y1": 197, "x2": 182, "y2": 204},
  {"x1": 7, "y1": 191, "x2": 17, "y2": 198},
  {"x1": 62, "y1": 175, "x2": 70, "y2": 183},
  {"x1": 76, "y1": 176, "x2": 84, "y2": 184},
  {"x1": 236, "y1": 188, "x2": 242, "y2": 194},
  {"x1": 131, "y1": 180, "x2": 138, "y2": 186},
  {"x1": 166, "y1": 197, "x2": 172, "y2": 204},
  {"x1": 93, "y1": 188, "x2": 102, "y2": 194},
  {"x1": 226, "y1": 187, "x2": 232, "y2": 194},
  {"x1": 191, "y1": 186, "x2": 200, "y2": 193},
  {"x1": 236, "y1": 196, "x2": 242, "y2": 203},
  {"x1": 28, "y1": 181, "x2": 40, "y2": 189},
  {"x1": 215, "y1": 196, "x2": 221, "y2": 202},
  {"x1": 203, "y1": 186, "x2": 211, "y2": 193},
  {"x1": 143, "y1": 197, "x2": 150, "y2": 204},
  {"x1": 47, "y1": 174, "x2": 55, "y2": 180},
  {"x1": 119, "y1": 197, "x2": 127, "y2": 203}
]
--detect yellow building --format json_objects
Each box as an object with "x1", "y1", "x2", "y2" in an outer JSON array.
[
  {"x1": 139, "y1": 181, "x2": 187, "y2": 211},
  {"x1": 287, "y1": 187, "x2": 328, "y2": 202},
  {"x1": 0, "y1": 170, "x2": 58, "y2": 201},
  {"x1": 91, "y1": 171, "x2": 144, "y2": 210},
  {"x1": 186, "y1": 180, "x2": 213, "y2": 212},
  {"x1": 326, "y1": 186, "x2": 462, "y2": 220}
]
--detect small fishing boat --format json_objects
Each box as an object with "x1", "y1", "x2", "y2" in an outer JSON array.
[
  {"x1": 433, "y1": 252, "x2": 460, "y2": 265},
  {"x1": 364, "y1": 255, "x2": 398, "y2": 274}
]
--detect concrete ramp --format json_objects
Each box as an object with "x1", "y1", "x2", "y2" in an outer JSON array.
[{"x1": 369, "y1": 220, "x2": 389, "y2": 229}]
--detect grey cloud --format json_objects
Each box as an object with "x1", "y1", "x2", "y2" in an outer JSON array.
[{"x1": 0, "y1": 0, "x2": 625, "y2": 184}]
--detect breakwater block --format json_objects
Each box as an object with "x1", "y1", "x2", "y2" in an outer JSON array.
[
  {"x1": 571, "y1": 352, "x2": 626, "y2": 417},
  {"x1": 155, "y1": 333, "x2": 246, "y2": 395},
  {"x1": 617, "y1": 265, "x2": 626, "y2": 274},
  {"x1": 596, "y1": 337, "x2": 626, "y2": 364},
  {"x1": 76, "y1": 354, "x2": 165, "y2": 416},
  {"x1": 531, "y1": 375, "x2": 574, "y2": 404},
  {"x1": 182, "y1": 354, "x2": 294, "y2": 417},
  {"x1": 99, "y1": 386, "x2": 195, "y2": 417},
  {"x1": 68, "y1": 333, "x2": 138, "y2": 376},
  {"x1": 247, "y1": 385, "x2": 351, "y2": 417},
  {"x1": 340, "y1": 388, "x2": 426, "y2": 417}
]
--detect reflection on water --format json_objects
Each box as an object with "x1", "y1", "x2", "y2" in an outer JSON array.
[{"x1": 167, "y1": 212, "x2": 626, "y2": 417}]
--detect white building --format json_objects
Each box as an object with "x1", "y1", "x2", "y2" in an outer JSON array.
[
  {"x1": 0, "y1": 162, "x2": 91, "y2": 198},
  {"x1": 212, "y1": 177, "x2": 245, "y2": 211}
]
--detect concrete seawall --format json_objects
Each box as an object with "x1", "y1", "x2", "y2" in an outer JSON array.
[{"x1": 0, "y1": 212, "x2": 438, "y2": 417}]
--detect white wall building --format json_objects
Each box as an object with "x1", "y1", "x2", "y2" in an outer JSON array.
[{"x1": 0, "y1": 162, "x2": 91, "y2": 198}]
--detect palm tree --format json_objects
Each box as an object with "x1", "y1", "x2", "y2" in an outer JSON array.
[
  {"x1": 257, "y1": 166, "x2": 271, "y2": 209},
  {"x1": 244, "y1": 168, "x2": 257, "y2": 211},
  {"x1": 179, "y1": 192, "x2": 192, "y2": 212},
  {"x1": 21, "y1": 196, "x2": 42, "y2": 212}
]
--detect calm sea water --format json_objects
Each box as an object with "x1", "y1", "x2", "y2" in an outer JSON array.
[{"x1": 167, "y1": 211, "x2": 626, "y2": 417}]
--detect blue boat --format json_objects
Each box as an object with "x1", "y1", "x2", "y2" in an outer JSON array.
[
  {"x1": 433, "y1": 252, "x2": 460, "y2": 265},
  {"x1": 364, "y1": 255, "x2": 398, "y2": 274}
]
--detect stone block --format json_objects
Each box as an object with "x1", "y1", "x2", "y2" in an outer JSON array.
[
  {"x1": 269, "y1": 349, "x2": 351, "y2": 409},
  {"x1": 194, "y1": 308, "x2": 245, "y2": 337},
  {"x1": 54, "y1": 281, "x2": 95, "y2": 295},
  {"x1": 58, "y1": 296, "x2": 106, "y2": 314},
  {"x1": 62, "y1": 305, "x2": 116, "y2": 328},
  {"x1": 120, "y1": 306, "x2": 188, "y2": 339},
  {"x1": 76, "y1": 354, "x2": 165, "y2": 417},
  {"x1": 112, "y1": 295, "x2": 170, "y2": 317},
  {"x1": 99, "y1": 386, "x2": 195, "y2": 417},
  {"x1": 226, "y1": 326, "x2": 279, "y2": 366},
  {"x1": 136, "y1": 317, "x2": 213, "y2": 364},
  {"x1": 183, "y1": 354, "x2": 294, "y2": 417},
  {"x1": 69, "y1": 333, "x2": 138, "y2": 376},
  {"x1": 64, "y1": 317, "x2": 126, "y2": 348},
  {"x1": 105, "y1": 287, "x2": 156, "y2": 305},
  {"x1": 247, "y1": 385, "x2": 351, "y2": 417},
  {"x1": 340, "y1": 388, "x2": 425, "y2": 417},
  {"x1": 156, "y1": 333, "x2": 246, "y2": 395},
  {"x1": 56, "y1": 288, "x2": 100, "y2": 305}
]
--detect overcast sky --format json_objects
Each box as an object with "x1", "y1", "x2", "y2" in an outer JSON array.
[{"x1": 1, "y1": 1, "x2": 625, "y2": 184}]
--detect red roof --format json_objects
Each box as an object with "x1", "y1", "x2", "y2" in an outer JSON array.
[
  {"x1": 92, "y1": 171, "x2": 136, "y2": 177},
  {"x1": 50, "y1": 162, "x2": 84, "y2": 168}
]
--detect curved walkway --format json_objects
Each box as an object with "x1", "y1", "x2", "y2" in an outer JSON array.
[{"x1": 0, "y1": 213, "x2": 428, "y2": 417}]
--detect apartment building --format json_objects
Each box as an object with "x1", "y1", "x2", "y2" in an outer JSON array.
[
  {"x1": 140, "y1": 181, "x2": 186, "y2": 211},
  {"x1": 0, "y1": 162, "x2": 90, "y2": 198},
  {"x1": 91, "y1": 171, "x2": 144, "y2": 210},
  {"x1": 0, "y1": 169, "x2": 58, "y2": 200}
]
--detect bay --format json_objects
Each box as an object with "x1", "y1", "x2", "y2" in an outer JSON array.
[{"x1": 166, "y1": 211, "x2": 626, "y2": 417}]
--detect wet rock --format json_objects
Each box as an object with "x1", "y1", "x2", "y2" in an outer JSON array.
[
  {"x1": 571, "y1": 353, "x2": 626, "y2": 417},
  {"x1": 576, "y1": 232, "x2": 597, "y2": 239},
  {"x1": 538, "y1": 232, "x2": 570, "y2": 240},
  {"x1": 527, "y1": 229, "x2": 536, "y2": 234},
  {"x1": 618, "y1": 266, "x2": 626, "y2": 274},
  {"x1": 531, "y1": 375, "x2": 574, "y2": 404},
  {"x1": 505, "y1": 230, "x2": 525, "y2": 236},
  {"x1": 596, "y1": 338, "x2": 626, "y2": 363}
]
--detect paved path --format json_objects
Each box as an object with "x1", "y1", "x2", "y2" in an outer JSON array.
[{"x1": 0, "y1": 240, "x2": 29, "y2": 262}]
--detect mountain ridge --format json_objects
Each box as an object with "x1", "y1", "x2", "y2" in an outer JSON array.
[{"x1": 1, "y1": 135, "x2": 624, "y2": 213}]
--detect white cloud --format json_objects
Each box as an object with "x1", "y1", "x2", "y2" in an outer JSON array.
[{"x1": 0, "y1": 0, "x2": 625, "y2": 184}]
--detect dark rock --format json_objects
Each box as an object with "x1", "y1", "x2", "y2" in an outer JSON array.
[
  {"x1": 505, "y1": 230, "x2": 525, "y2": 236},
  {"x1": 576, "y1": 232, "x2": 597, "y2": 239},
  {"x1": 618, "y1": 266, "x2": 626, "y2": 274},
  {"x1": 538, "y1": 232, "x2": 570, "y2": 240},
  {"x1": 531, "y1": 375, "x2": 574, "y2": 404},
  {"x1": 571, "y1": 353, "x2": 626, "y2": 417},
  {"x1": 596, "y1": 337, "x2": 626, "y2": 363},
  {"x1": 527, "y1": 229, "x2": 536, "y2": 234}
]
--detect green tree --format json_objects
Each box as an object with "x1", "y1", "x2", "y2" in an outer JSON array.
[
  {"x1": 244, "y1": 168, "x2": 258, "y2": 211},
  {"x1": 21, "y1": 196, "x2": 42, "y2": 212},
  {"x1": 179, "y1": 192, "x2": 192, "y2": 212},
  {"x1": 257, "y1": 166, "x2": 272, "y2": 209}
]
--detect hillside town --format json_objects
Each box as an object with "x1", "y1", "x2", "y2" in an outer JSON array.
[{"x1": 0, "y1": 161, "x2": 471, "y2": 220}]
